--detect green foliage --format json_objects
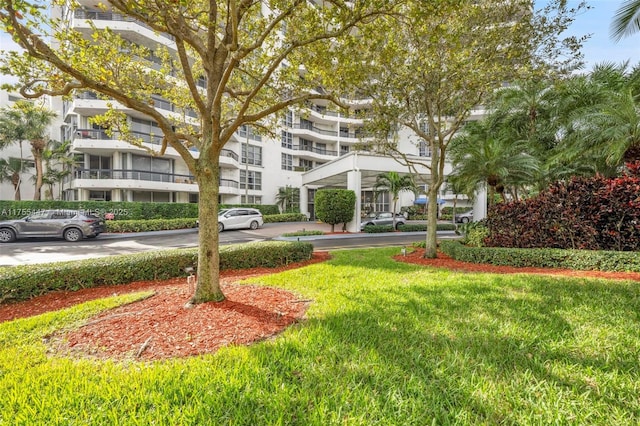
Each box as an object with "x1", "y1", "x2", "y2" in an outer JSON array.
[
  {"x1": 314, "y1": 189, "x2": 356, "y2": 230},
  {"x1": 105, "y1": 218, "x2": 198, "y2": 233},
  {"x1": 459, "y1": 221, "x2": 490, "y2": 247},
  {"x1": 282, "y1": 230, "x2": 324, "y2": 237},
  {"x1": 363, "y1": 223, "x2": 456, "y2": 233},
  {"x1": 3, "y1": 248, "x2": 640, "y2": 424},
  {"x1": 0, "y1": 241, "x2": 313, "y2": 303},
  {"x1": 0, "y1": 201, "x2": 279, "y2": 220},
  {"x1": 440, "y1": 241, "x2": 640, "y2": 272},
  {"x1": 263, "y1": 213, "x2": 307, "y2": 223}
]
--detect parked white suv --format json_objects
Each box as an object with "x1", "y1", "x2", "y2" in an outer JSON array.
[{"x1": 217, "y1": 208, "x2": 264, "y2": 232}]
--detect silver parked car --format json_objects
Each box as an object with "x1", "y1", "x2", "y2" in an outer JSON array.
[
  {"x1": 0, "y1": 209, "x2": 105, "y2": 242},
  {"x1": 217, "y1": 208, "x2": 264, "y2": 232},
  {"x1": 360, "y1": 211, "x2": 405, "y2": 230},
  {"x1": 455, "y1": 210, "x2": 474, "y2": 223}
]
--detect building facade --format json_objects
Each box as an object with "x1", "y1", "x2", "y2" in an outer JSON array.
[{"x1": 1, "y1": 3, "x2": 481, "y2": 226}]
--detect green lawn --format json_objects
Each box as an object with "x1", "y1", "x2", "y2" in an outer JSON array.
[{"x1": 1, "y1": 247, "x2": 639, "y2": 425}]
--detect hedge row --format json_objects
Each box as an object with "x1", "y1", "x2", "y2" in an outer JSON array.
[
  {"x1": 0, "y1": 241, "x2": 313, "y2": 303},
  {"x1": 362, "y1": 223, "x2": 456, "y2": 233},
  {"x1": 439, "y1": 241, "x2": 640, "y2": 273},
  {"x1": 0, "y1": 201, "x2": 279, "y2": 220},
  {"x1": 106, "y1": 218, "x2": 198, "y2": 233},
  {"x1": 103, "y1": 213, "x2": 306, "y2": 233},
  {"x1": 263, "y1": 213, "x2": 308, "y2": 223}
]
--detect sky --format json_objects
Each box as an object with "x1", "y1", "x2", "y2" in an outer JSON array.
[
  {"x1": 0, "y1": 1, "x2": 638, "y2": 84},
  {"x1": 560, "y1": 0, "x2": 640, "y2": 71}
]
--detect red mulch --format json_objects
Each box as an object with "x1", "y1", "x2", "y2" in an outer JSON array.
[
  {"x1": 3, "y1": 249, "x2": 640, "y2": 361},
  {"x1": 394, "y1": 248, "x2": 640, "y2": 282}
]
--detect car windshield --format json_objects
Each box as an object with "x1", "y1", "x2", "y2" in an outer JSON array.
[{"x1": 218, "y1": 209, "x2": 229, "y2": 216}]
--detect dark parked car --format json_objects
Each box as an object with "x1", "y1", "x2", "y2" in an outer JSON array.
[
  {"x1": 0, "y1": 209, "x2": 105, "y2": 243},
  {"x1": 360, "y1": 211, "x2": 405, "y2": 230},
  {"x1": 217, "y1": 208, "x2": 264, "y2": 232},
  {"x1": 455, "y1": 210, "x2": 474, "y2": 223}
]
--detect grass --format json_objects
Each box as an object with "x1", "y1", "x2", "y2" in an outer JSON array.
[
  {"x1": 1, "y1": 248, "x2": 640, "y2": 425},
  {"x1": 281, "y1": 230, "x2": 325, "y2": 237}
]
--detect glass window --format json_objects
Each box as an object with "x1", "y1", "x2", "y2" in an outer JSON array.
[
  {"x1": 282, "y1": 153, "x2": 293, "y2": 171},
  {"x1": 240, "y1": 170, "x2": 262, "y2": 190},
  {"x1": 242, "y1": 144, "x2": 262, "y2": 166},
  {"x1": 281, "y1": 131, "x2": 292, "y2": 149}
]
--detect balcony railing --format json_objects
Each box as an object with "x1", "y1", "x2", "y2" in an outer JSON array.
[
  {"x1": 74, "y1": 10, "x2": 175, "y2": 41},
  {"x1": 72, "y1": 168, "x2": 240, "y2": 188},
  {"x1": 74, "y1": 91, "x2": 197, "y2": 118},
  {"x1": 291, "y1": 123, "x2": 338, "y2": 137},
  {"x1": 292, "y1": 145, "x2": 337, "y2": 156},
  {"x1": 72, "y1": 128, "x2": 237, "y2": 160}
]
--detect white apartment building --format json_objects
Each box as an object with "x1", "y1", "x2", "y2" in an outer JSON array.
[{"x1": 1, "y1": 4, "x2": 482, "y2": 229}]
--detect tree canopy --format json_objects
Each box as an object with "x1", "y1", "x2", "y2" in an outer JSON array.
[
  {"x1": 0, "y1": 0, "x2": 398, "y2": 303},
  {"x1": 354, "y1": 0, "x2": 587, "y2": 257}
]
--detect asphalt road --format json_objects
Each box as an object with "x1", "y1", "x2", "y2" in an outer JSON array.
[{"x1": 0, "y1": 221, "x2": 460, "y2": 266}]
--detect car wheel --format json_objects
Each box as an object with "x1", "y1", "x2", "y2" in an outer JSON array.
[
  {"x1": 0, "y1": 228, "x2": 16, "y2": 243},
  {"x1": 395, "y1": 222, "x2": 405, "y2": 230},
  {"x1": 218, "y1": 223, "x2": 224, "y2": 232},
  {"x1": 63, "y1": 227, "x2": 83, "y2": 242},
  {"x1": 249, "y1": 221, "x2": 259, "y2": 230},
  {"x1": 461, "y1": 217, "x2": 470, "y2": 224}
]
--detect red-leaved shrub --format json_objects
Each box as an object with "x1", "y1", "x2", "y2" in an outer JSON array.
[{"x1": 485, "y1": 166, "x2": 640, "y2": 251}]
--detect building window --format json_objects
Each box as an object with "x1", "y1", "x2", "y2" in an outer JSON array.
[
  {"x1": 281, "y1": 131, "x2": 292, "y2": 149},
  {"x1": 316, "y1": 143, "x2": 327, "y2": 155},
  {"x1": 132, "y1": 155, "x2": 172, "y2": 182},
  {"x1": 188, "y1": 193, "x2": 199, "y2": 203},
  {"x1": 241, "y1": 195, "x2": 262, "y2": 204},
  {"x1": 340, "y1": 145, "x2": 350, "y2": 156},
  {"x1": 89, "y1": 190, "x2": 111, "y2": 201},
  {"x1": 282, "y1": 110, "x2": 293, "y2": 127},
  {"x1": 242, "y1": 144, "x2": 262, "y2": 166},
  {"x1": 238, "y1": 125, "x2": 262, "y2": 141},
  {"x1": 300, "y1": 118, "x2": 314, "y2": 130},
  {"x1": 300, "y1": 138, "x2": 313, "y2": 152},
  {"x1": 340, "y1": 127, "x2": 349, "y2": 137},
  {"x1": 282, "y1": 153, "x2": 293, "y2": 171},
  {"x1": 298, "y1": 159, "x2": 313, "y2": 171},
  {"x1": 419, "y1": 140, "x2": 431, "y2": 157},
  {"x1": 240, "y1": 170, "x2": 262, "y2": 190}
]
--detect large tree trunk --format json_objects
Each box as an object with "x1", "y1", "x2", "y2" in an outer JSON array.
[
  {"x1": 31, "y1": 139, "x2": 46, "y2": 201},
  {"x1": 424, "y1": 186, "x2": 439, "y2": 258},
  {"x1": 190, "y1": 161, "x2": 225, "y2": 304}
]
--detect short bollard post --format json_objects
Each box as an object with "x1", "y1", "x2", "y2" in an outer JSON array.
[{"x1": 185, "y1": 266, "x2": 195, "y2": 292}]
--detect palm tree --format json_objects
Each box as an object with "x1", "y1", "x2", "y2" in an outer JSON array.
[
  {"x1": 611, "y1": 0, "x2": 640, "y2": 41},
  {"x1": 41, "y1": 140, "x2": 73, "y2": 199},
  {"x1": 275, "y1": 186, "x2": 299, "y2": 213},
  {"x1": 449, "y1": 121, "x2": 540, "y2": 208},
  {"x1": 0, "y1": 101, "x2": 57, "y2": 200},
  {"x1": 0, "y1": 158, "x2": 29, "y2": 200},
  {"x1": 372, "y1": 171, "x2": 416, "y2": 228}
]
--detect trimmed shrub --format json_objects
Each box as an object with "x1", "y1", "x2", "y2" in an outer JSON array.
[
  {"x1": 264, "y1": 213, "x2": 307, "y2": 223},
  {"x1": 439, "y1": 241, "x2": 640, "y2": 272},
  {"x1": 315, "y1": 189, "x2": 356, "y2": 232},
  {"x1": 0, "y1": 241, "x2": 313, "y2": 303},
  {"x1": 363, "y1": 223, "x2": 456, "y2": 233},
  {"x1": 106, "y1": 218, "x2": 198, "y2": 233}
]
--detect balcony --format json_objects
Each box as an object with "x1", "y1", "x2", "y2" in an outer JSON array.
[{"x1": 73, "y1": 10, "x2": 175, "y2": 42}]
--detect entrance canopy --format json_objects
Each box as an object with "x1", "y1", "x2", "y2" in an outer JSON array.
[{"x1": 301, "y1": 152, "x2": 431, "y2": 188}]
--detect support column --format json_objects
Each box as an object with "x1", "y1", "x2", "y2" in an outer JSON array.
[
  {"x1": 346, "y1": 170, "x2": 361, "y2": 232},
  {"x1": 300, "y1": 185, "x2": 309, "y2": 220},
  {"x1": 473, "y1": 187, "x2": 487, "y2": 220}
]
